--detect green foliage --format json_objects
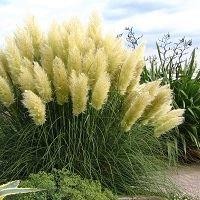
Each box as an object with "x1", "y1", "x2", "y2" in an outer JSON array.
[
  {"x1": 0, "y1": 90, "x2": 175, "y2": 196},
  {"x1": 6, "y1": 169, "x2": 117, "y2": 200}
]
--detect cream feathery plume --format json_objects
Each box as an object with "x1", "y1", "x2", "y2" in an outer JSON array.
[
  {"x1": 48, "y1": 22, "x2": 63, "y2": 57},
  {"x1": 156, "y1": 109, "x2": 185, "y2": 126},
  {"x1": 53, "y1": 57, "x2": 69, "y2": 105},
  {"x1": 149, "y1": 103, "x2": 172, "y2": 123},
  {"x1": 64, "y1": 17, "x2": 83, "y2": 34},
  {"x1": 126, "y1": 60, "x2": 145, "y2": 93},
  {"x1": 41, "y1": 43, "x2": 54, "y2": 80},
  {"x1": 117, "y1": 45, "x2": 145, "y2": 95},
  {"x1": 6, "y1": 39, "x2": 22, "y2": 82},
  {"x1": 91, "y1": 48, "x2": 107, "y2": 83},
  {"x1": 67, "y1": 46, "x2": 82, "y2": 73},
  {"x1": 18, "y1": 58, "x2": 35, "y2": 91},
  {"x1": 121, "y1": 91, "x2": 152, "y2": 132},
  {"x1": 22, "y1": 90, "x2": 46, "y2": 125},
  {"x1": 82, "y1": 49, "x2": 95, "y2": 76},
  {"x1": 33, "y1": 62, "x2": 52, "y2": 102},
  {"x1": 81, "y1": 37, "x2": 95, "y2": 55},
  {"x1": 91, "y1": 72, "x2": 111, "y2": 110},
  {"x1": 0, "y1": 50, "x2": 8, "y2": 71},
  {"x1": 154, "y1": 117, "x2": 184, "y2": 137},
  {"x1": 69, "y1": 70, "x2": 89, "y2": 115},
  {"x1": 25, "y1": 16, "x2": 44, "y2": 59},
  {"x1": 82, "y1": 49, "x2": 103, "y2": 87},
  {"x1": 142, "y1": 85, "x2": 172, "y2": 121},
  {"x1": 14, "y1": 28, "x2": 34, "y2": 61},
  {"x1": 87, "y1": 12, "x2": 102, "y2": 47},
  {"x1": 135, "y1": 80, "x2": 161, "y2": 97},
  {"x1": 122, "y1": 90, "x2": 139, "y2": 114},
  {"x1": 0, "y1": 62, "x2": 8, "y2": 80},
  {"x1": 65, "y1": 18, "x2": 86, "y2": 53},
  {"x1": 143, "y1": 80, "x2": 161, "y2": 97},
  {"x1": 58, "y1": 26, "x2": 69, "y2": 65},
  {"x1": 0, "y1": 76, "x2": 14, "y2": 107},
  {"x1": 103, "y1": 35, "x2": 124, "y2": 76},
  {"x1": 128, "y1": 81, "x2": 161, "y2": 124}
]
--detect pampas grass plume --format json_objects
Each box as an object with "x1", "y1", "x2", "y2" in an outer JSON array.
[
  {"x1": 22, "y1": 90, "x2": 46, "y2": 125},
  {"x1": 143, "y1": 85, "x2": 172, "y2": 121},
  {"x1": 122, "y1": 91, "x2": 152, "y2": 132},
  {"x1": 69, "y1": 70, "x2": 89, "y2": 115},
  {"x1": 0, "y1": 76, "x2": 14, "y2": 107},
  {"x1": 6, "y1": 39, "x2": 22, "y2": 81},
  {"x1": 91, "y1": 72, "x2": 111, "y2": 110},
  {"x1": 118, "y1": 45, "x2": 144, "y2": 95},
  {"x1": 33, "y1": 62, "x2": 52, "y2": 102},
  {"x1": 53, "y1": 57, "x2": 69, "y2": 105},
  {"x1": 18, "y1": 59, "x2": 35, "y2": 91},
  {"x1": 154, "y1": 117, "x2": 184, "y2": 137}
]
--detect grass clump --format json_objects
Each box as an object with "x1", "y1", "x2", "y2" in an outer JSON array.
[{"x1": 0, "y1": 14, "x2": 184, "y2": 196}]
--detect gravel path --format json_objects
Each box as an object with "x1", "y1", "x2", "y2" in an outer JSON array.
[
  {"x1": 119, "y1": 165, "x2": 200, "y2": 200},
  {"x1": 170, "y1": 165, "x2": 200, "y2": 199}
]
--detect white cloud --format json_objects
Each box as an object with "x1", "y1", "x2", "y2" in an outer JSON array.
[
  {"x1": 104, "y1": 0, "x2": 200, "y2": 34},
  {"x1": 0, "y1": 0, "x2": 199, "y2": 62},
  {"x1": 0, "y1": 0, "x2": 108, "y2": 44}
]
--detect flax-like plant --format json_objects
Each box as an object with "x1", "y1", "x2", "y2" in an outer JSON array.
[
  {"x1": 0, "y1": 14, "x2": 184, "y2": 195},
  {"x1": 0, "y1": 180, "x2": 41, "y2": 199}
]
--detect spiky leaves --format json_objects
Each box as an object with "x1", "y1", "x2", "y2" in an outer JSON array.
[
  {"x1": 33, "y1": 62, "x2": 52, "y2": 102},
  {"x1": 0, "y1": 180, "x2": 42, "y2": 200},
  {"x1": 69, "y1": 70, "x2": 89, "y2": 115},
  {"x1": 0, "y1": 76, "x2": 14, "y2": 107},
  {"x1": 22, "y1": 90, "x2": 46, "y2": 125},
  {"x1": 53, "y1": 57, "x2": 69, "y2": 105}
]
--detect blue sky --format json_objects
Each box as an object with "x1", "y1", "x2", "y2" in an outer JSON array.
[{"x1": 0, "y1": 0, "x2": 199, "y2": 57}]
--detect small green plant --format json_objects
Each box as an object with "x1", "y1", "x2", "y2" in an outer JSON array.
[
  {"x1": 6, "y1": 169, "x2": 117, "y2": 200},
  {"x1": 0, "y1": 180, "x2": 41, "y2": 199}
]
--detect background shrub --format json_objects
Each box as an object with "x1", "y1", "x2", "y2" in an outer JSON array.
[
  {"x1": 119, "y1": 28, "x2": 200, "y2": 161},
  {"x1": 143, "y1": 45, "x2": 200, "y2": 161}
]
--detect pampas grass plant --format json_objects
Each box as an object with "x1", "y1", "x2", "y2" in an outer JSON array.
[{"x1": 0, "y1": 14, "x2": 184, "y2": 196}]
